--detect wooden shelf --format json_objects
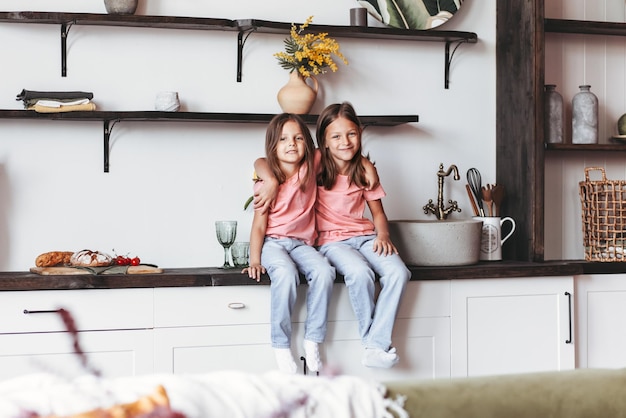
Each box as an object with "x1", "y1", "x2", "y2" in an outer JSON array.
[
  {"x1": 0, "y1": 11, "x2": 477, "y2": 87},
  {"x1": 0, "y1": 109, "x2": 417, "y2": 126},
  {"x1": 543, "y1": 19, "x2": 626, "y2": 154},
  {"x1": 0, "y1": 110, "x2": 418, "y2": 172},
  {"x1": 546, "y1": 144, "x2": 626, "y2": 152},
  {"x1": 545, "y1": 143, "x2": 626, "y2": 152},
  {"x1": 238, "y1": 18, "x2": 477, "y2": 43},
  {"x1": 0, "y1": 11, "x2": 236, "y2": 30},
  {"x1": 545, "y1": 18, "x2": 626, "y2": 37}
]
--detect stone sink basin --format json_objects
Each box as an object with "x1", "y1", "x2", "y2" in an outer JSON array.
[{"x1": 388, "y1": 219, "x2": 483, "y2": 266}]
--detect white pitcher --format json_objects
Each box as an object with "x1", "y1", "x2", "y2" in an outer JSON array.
[{"x1": 473, "y1": 216, "x2": 516, "y2": 261}]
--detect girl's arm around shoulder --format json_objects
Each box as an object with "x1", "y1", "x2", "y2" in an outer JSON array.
[
  {"x1": 253, "y1": 157, "x2": 278, "y2": 214},
  {"x1": 367, "y1": 199, "x2": 398, "y2": 256},
  {"x1": 243, "y1": 209, "x2": 268, "y2": 282}
]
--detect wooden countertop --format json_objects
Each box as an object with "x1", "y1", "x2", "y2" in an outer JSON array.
[{"x1": 0, "y1": 260, "x2": 621, "y2": 291}]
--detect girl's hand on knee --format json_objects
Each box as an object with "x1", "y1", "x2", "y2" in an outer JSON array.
[
  {"x1": 243, "y1": 264, "x2": 266, "y2": 282},
  {"x1": 372, "y1": 237, "x2": 399, "y2": 256}
]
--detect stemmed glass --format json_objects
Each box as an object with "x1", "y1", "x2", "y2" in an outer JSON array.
[{"x1": 215, "y1": 221, "x2": 237, "y2": 268}]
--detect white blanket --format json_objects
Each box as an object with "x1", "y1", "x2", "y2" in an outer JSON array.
[{"x1": 0, "y1": 371, "x2": 407, "y2": 418}]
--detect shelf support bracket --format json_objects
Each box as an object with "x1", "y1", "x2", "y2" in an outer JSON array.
[
  {"x1": 103, "y1": 119, "x2": 120, "y2": 173},
  {"x1": 236, "y1": 28, "x2": 256, "y2": 82},
  {"x1": 60, "y1": 21, "x2": 74, "y2": 77},
  {"x1": 444, "y1": 39, "x2": 469, "y2": 89}
]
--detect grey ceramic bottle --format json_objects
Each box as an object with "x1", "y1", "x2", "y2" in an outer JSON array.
[
  {"x1": 572, "y1": 85, "x2": 598, "y2": 144},
  {"x1": 544, "y1": 84, "x2": 564, "y2": 143}
]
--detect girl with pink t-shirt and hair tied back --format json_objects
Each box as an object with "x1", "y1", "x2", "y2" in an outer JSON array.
[
  {"x1": 243, "y1": 113, "x2": 335, "y2": 375},
  {"x1": 315, "y1": 102, "x2": 411, "y2": 369}
]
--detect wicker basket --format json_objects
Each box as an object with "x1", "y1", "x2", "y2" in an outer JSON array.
[{"x1": 579, "y1": 167, "x2": 626, "y2": 261}]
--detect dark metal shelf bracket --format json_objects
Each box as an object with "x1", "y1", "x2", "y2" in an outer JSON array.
[
  {"x1": 236, "y1": 27, "x2": 256, "y2": 82},
  {"x1": 444, "y1": 39, "x2": 469, "y2": 89},
  {"x1": 103, "y1": 119, "x2": 120, "y2": 173},
  {"x1": 60, "y1": 21, "x2": 75, "y2": 77}
]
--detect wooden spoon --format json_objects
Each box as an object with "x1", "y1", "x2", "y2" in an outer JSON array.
[
  {"x1": 491, "y1": 184, "x2": 505, "y2": 216},
  {"x1": 481, "y1": 185, "x2": 494, "y2": 216}
]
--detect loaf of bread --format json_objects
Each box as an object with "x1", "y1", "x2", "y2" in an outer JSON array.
[
  {"x1": 35, "y1": 251, "x2": 74, "y2": 267},
  {"x1": 43, "y1": 385, "x2": 183, "y2": 418},
  {"x1": 69, "y1": 249, "x2": 114, "y2": 267}
]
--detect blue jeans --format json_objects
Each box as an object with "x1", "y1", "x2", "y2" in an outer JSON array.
[
  {"x1": 318, "y1": 235, "x2": 411, "y2": 351},
  {"x1": 261, "y1": 237, "x2": 336, "y2": 349}
]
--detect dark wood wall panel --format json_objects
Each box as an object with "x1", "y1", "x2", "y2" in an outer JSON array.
[{"x1": 496, "y1": 0, "x2": 545, "y2": 261}]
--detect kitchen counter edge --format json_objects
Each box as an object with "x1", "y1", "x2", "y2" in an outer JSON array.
[{"x1": 0, "y1": 260, "x2": 618, "y2": 291}]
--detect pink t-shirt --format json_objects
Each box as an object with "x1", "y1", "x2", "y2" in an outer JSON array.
[
  {"x1": 315, "y1": 175, "x2": 386, "y2": 246},
  {"x1": 254, "y1": 158, "x2": 318, "y2": 246}
]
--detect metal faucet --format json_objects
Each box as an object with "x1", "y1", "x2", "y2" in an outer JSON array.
[{"x1": 423, "y1": 163, "x2": 462, "y2": 220}]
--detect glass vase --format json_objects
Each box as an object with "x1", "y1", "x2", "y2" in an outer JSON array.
[
  {"x1": 572, "y1": 85, "x2": 598, "y2": 144},
  {"x1": 544, "y1": 84, "x2": 564, "y2": 144}
]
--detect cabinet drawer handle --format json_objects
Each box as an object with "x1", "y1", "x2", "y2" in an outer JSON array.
[
  {"x1": 564, "y1": 291, "x2": 573, "y2": 344},
  {"x1": 227, "y1": 302, "x2": 246, "y2": 309},
  {"x1": 23, "y1": 309, "x2": 60, "y2": 315}
]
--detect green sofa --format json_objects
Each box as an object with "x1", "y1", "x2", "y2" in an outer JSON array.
[{"x1": 385, "y1": 368, "x2": 626, "y2": 418}]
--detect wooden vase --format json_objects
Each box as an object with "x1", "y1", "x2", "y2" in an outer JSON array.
[{"x1": 276, "y1": 71, "x2": 319, "y2": 114}]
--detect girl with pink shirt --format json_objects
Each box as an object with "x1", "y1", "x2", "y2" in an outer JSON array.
[
  {"x1": 315, "y1": 102, "x2": 411, "y2": 369},
  {"x1": 244, "y1": 113, "x2": 335, "y2": 374}
]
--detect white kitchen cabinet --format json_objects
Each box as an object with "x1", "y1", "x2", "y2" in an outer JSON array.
[
  {"x1": 153, "y1": 325, "x2": 275, "y2": 374},
  {"x1": 450, "y1": 276, "x2": 575, "y2": 378},
  {"x1": 316, "y1": 281, "x2": 450, "y2": 381},
  {"x1": 0, "y1": 329, "x2": 154, "y2": 379},
  {"x1": 153, "y1": 280, "x2": 451, "y2": 380},
  {"x1": 0, "y1": 288, "x2": 154, "y2": 379},
  {"x1": 575, "y1": 274, "x2": 626, "y2": 369},
  {"x1": 153, "y1": 285, "x2": 276, "y2": 374}
]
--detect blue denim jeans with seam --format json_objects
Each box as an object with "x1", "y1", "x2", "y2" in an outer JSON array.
[
  {"x1": 318, "y1": 234, "x2": 411, "y2": 351},
  {"x1": 261, "y1": 236, "x2": 336, "y2": 349}
]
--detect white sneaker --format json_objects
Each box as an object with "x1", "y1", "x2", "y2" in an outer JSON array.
[
  {"x1": 362, "y1": 348, "x2": 399, "y2": 369},
  {"x1": 303, "y1": 339, "x2": 322, "y2": 372},
  {"x1": 274, "y1": 348, "x2": 297, "y2": 374}
]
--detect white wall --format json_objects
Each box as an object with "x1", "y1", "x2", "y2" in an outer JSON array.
[
  {"x1": 544, "y1": 0, "x2": 626, "y2": 259},
  {"x1": 0, "y1": 1, "x2": 495, "y2": 270}
]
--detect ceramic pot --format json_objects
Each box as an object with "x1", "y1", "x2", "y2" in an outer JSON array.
[
  {"x1": 104, "y1": 0, "x2": 138, "y2": 15},
  {"x1": 276, "y1": 71, "x2": 318, "y2": 114},
  {"x1": 544, "y1": 84, "x2": 564, "y2": 144},
  {"x1": 155, "y1": 91, "x2": 180, "y2": 112},
  {"x1": 572, "y1": 85, "x2": 598, "y2": 144}
]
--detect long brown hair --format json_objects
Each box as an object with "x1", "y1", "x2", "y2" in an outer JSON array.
[
  {"x1": 265, "y1": 113, "x2": 315, "y2": 191},
  {"x1": 316, "y1": 102, "x2": 368, "y2": 190}
]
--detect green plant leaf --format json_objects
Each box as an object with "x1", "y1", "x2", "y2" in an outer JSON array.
[
  {"x1": 359, "y1": 0, "x2": 430, "y2": 29},
  {"x1": 243, "y1": 195, "x2": 254, "y2": 211}
]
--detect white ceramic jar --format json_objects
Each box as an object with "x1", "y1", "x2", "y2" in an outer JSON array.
[
  {"x1": 103, "y1": 0, "x2": 138, "y2": 15},
  {"x1": 154, "y1": 92, "x2": 180, "y2": 112}
]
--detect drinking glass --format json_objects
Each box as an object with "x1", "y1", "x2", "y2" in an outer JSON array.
[
  {"x1": 231, "y1": 241, "x2": 250, "y2": 268},
  {"x1": 215, "y1": 221, "x2": 237, "y2": 268}
]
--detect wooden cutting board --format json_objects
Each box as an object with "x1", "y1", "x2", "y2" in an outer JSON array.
[{"x1": 30, "y1": 265, "x2": 163, "y2": 275}]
